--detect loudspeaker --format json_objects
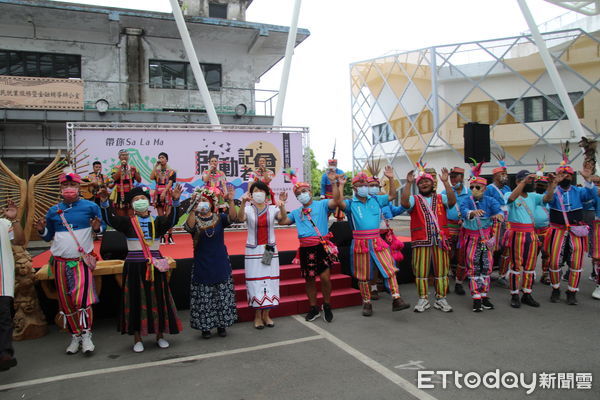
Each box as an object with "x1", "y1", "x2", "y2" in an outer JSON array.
[
  {"x1": 99, "y1": 231, "x2": 128, "y2": 261},
  {"x1": 463, "y1": 122, "x2": 490, "y2": 163}
]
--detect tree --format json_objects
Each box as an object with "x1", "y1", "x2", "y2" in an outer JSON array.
[{"x1": 306, "y1": 148, "x2": 323, "y2": 197}]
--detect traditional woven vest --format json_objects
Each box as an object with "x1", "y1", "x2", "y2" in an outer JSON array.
[{"x1": 410, "y1": 194, "x2": 449, "y2": 244}]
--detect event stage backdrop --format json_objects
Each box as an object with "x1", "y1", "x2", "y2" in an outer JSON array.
[{"x1": 71, "y1": 125, "x2": 307, "y2": 209}]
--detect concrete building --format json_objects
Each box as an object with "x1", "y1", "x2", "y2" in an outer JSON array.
[
  {"x1": 350, "y1": 16, "x2": 600, "y2": 181},
  {"x1": 0, "y1": 0, "x2": 309, "y2": 177}
]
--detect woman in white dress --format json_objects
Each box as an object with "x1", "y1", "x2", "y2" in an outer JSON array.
[{"x1": 237, "y1": 181, "x2": 288, "y2": 329}]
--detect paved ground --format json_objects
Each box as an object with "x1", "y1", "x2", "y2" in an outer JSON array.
[{"x1": 5, "y1": 219, "x2": 598, "y2": 399}]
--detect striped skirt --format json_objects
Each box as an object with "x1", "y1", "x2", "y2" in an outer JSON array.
[{"x1": 244, "y1": 245, "x2": 280, "y2": 309}]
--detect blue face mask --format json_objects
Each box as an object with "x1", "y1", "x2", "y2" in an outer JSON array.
[
  {"x1": 368, "y1": 186, "x2": 380, "y2": 196},
  {"x1": 357, "y1": 186, "x2": 369, "y2": 198},
  {"x1": 296, "y1": 192, "x2": 311, "y2": 205}
]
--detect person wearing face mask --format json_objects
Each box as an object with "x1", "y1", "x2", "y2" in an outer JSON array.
[
  {"x1": 337, "y1": 168, "x2": 410, "y2": 316},
  {"x1": 278, "y1": 174, "x2": 340, "y2": 322},
  {"x1": 367, "y1": 176, "x2": 406, "y2": 300},
  {"x1": 237, "y1": 181, "x2": 288, "y2": 329},
  {"x1": 35, "y1": 169, "x2": 105, "y2": 355},
  {"x1": 504, "y1": 170, "x2": 546, "y2": 308},
  {"x1": 401, "y1": 165, "x2": 457, "y2": 313},
  {"x1": 184, "y1": 186, "x2": 238, "y2": 339},
  {"x1": 440, "y1": 167, "x2": 470, "y2": 295},
  {"x1": 485, "y1": 161, "x2": 511, "y2": 284},
  {"x1": 98, "y1": 184, "x2": 183, "y2": 352},
  {"x1": 458, "y1": 165, "x2": 503, "y2": 312},
  {"x1": 150, "y1": 152, "x2": 177, "y2": 245},
  {"x1": 533, "y1": 176, "x2": 551, "y2": 285},
  {"x1": 109, "y1": 149, "x2": 142, "y2": 217},
  {"x1": 543, "y1": 160, "x2": 597, "y2": 305},
  {"x1": 320, "y1": 158, "x2": 345, "y2": 221}
]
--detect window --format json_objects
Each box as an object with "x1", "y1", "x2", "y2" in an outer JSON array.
[
  {"x1": 0, "y1": 50, "x2": 81, "y2": 78},
  {"x1": 209, "y1": 3, "x2": 228, "y2": 19},
  {"x1": 372, "y1": 123, "x2": 396, "y2": 144},
  {"x1": 149, "y1": 60, "x2": 222, "y2": 90},
  {"x1": 459, "y1": 92, "x2": 584, "y2": 127}
]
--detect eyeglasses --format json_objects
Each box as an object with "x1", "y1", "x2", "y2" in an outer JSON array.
[{"x1": 470, "y1": 185, "x2": 483, "y2": 190}]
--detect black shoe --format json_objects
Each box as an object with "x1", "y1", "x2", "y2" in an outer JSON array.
[
  {"x1": 217, "y1": 327, "x2": 227, "y2": 337},
  {"x1": 322, "y1": 303, "x2": 334, "y2": 322},
  {"x1": 168, "y1": 235, "x2": 175, "y2": 245},
  {"x1": 566, "y1": 291, "x2": 578, "y2": 305},
  {"x1": 540, "y1": 275, "x2": 551, "y2": 286},
  {"x1": 201, "y1": 330, "x2": 211, "y2": 339},
  {"x1": 454, "y1": 283, "x2": 466, "y2": 295},
  {"x1": 510, "y1": 294, "x2": 521, "y2": 308},
  {"x1": 370, "y1": 289, "x2": 380, "y2": 300},
  {"x1": 550, "y1": 288, "x2": 561, "y2": 303},
  {"x1": 392, "y1": 297, "x2": 410, "y2": 311},
  {"x1": 362, "y1": 302, "x2": 373, "y2": 317},
  {"x1": 481, "y1": 297, "x2": 494, "y2": 310},
  {"x1": 521, "y1": 293, "x2": 540, "y2": 308},
  {"x1": 305, "y1": 306, "x2": 320, "y2": 322},
  {"x1": 472, "y1": 299, "x2": 483, "y2": 312},
  {"x1": 0, "y1": 356, "x2": 17, "y2": 371},
  {"x1": 160, "y1": 236, "x2": 166, "y2": 245}
]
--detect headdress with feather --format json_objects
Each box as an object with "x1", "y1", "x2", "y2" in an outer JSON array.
[
  {"x1": 492, "y1": 149, "x2": 507, "y2": 175},
  {"x1": 415, "y1": 160, "x2": 433, "y2": 184},
  {"x1": 468, "y1": 158, "x2": 487, "y2": 186},
  {"x1": 556, "y1": 141, "x2": 574, "y2": 174}
]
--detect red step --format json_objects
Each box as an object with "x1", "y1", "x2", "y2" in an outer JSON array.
[{"x1": 233, "y1": 263, "x2": 362, "y2": 322}]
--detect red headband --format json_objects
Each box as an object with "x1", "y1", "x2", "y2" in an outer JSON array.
[
  {"x1": 556, "y1": 165, "x2": 574, "y2": 174},
  {"x1": 293, "y1": 182, "x2": 310, "y2": 193},
  {"x1": 352, "y1": 172, "x2": 369, "y2": 185},
  {"x1": 59, "y1": 172, "x2": 82, "y2": 184},
  {"x1": 416, "y1": 173, "x2": 434, "y2": 184},
  {"x1": 470, "y1": 177, "x2": 487, "y2": 186},
  {"x1": 492, "y1": 167, "x2": 507, "y2": 175}
]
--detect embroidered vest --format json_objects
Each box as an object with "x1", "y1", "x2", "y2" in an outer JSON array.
[{"x1": 409, "y1": 194, "x2": 449, "y2": 245}]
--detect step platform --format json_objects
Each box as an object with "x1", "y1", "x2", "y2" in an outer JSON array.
[{"x1": 233, "y1": 263, "x2": 362, "y2": 322}]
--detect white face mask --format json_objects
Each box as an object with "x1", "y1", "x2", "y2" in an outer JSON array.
[
  {"x1": 296, "y1": 192, "x2": 311, "y2": 205},
  {"x1": 356, "y1": 186, "x2": 369, "y2": 198},
  {"x1": 196, "y1": 202, "x2": 210, "y2": 213},
  {"x1": 252, "y1": 192, "x2": 266, "y2": 204},
  {"x1": 368, "y1": 186, "x2": 380, "y2": 196}
]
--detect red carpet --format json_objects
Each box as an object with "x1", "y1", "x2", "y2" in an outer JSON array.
[{"x1": 31, "y1": 228, "x2": 302, "y2": 268}]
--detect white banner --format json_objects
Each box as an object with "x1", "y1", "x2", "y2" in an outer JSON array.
[{"x1": 73, "y1": 128, "x2": 305, "y2": 209}]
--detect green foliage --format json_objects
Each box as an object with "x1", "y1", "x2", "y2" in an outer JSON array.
[
  {"x1": 343, "y1": 171, "x2": 354, "y2": 197},
  {"x1": 306, "y1": 148, "x2": 323, "y2": 197}
]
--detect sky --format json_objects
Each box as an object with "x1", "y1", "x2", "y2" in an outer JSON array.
[{"x1": 51, "y1": 0, "x2": 569, "y2": 170}]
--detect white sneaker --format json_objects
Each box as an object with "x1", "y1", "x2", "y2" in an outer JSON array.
[
  {"x1": 133, "y1": 341, "x2": 144, "y2": 353},
  {"x1": 413, "y1": 298, "x2": 431, "y2": 313},
  {"x1": 81, "y1": 331, "x2": 95, "y2": 354},
  {"x1": 433, "y1": 298, "x2": 453, "y2": 312},
  {"x1": 157, "y1": 338, "x2": 170, "y2": 349},
  {"x1": 66, "y1": 334, "x2": 81, "y2": 354},
  {"x1": 592, "y1": 285, "x2": 600, "y2": 300}
]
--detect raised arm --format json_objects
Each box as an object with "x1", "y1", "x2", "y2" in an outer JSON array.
[
  {"x1": 383, "y1": 165, "x2": 397, "y2": 201},
  {"x1": 333, "y1": 173, "x2": 346, "y2": 210},
  {"x1": 276, "y1": 192, "x2": 288, "y2": 223},
  {"x1": 543, "y1": 173, "x2": 558, "y2": 204},
  {"x1": 226, "y1": 185, "x2": 238, "y2": 223},
  {"x1": 401, "y1": 171, "x2": 414, "y2": 209},
  {"x1": 4, "y1": 200, "x2": 25, "y2": 245},
  {"x1": 237, "y1": 192, "x2": 251, "y2": 223},
  {"x1": 97, "y1": 188, "x2": 130, "y2": 231},
  {"x1": 508, "y1": 173, "x2": 537, "y2": 203},
  {"x1": 440, "y1": 168, "x2": 456, "y2": 208}
]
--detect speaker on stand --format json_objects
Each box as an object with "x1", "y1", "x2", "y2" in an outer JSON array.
[{"x1": 463, "y1": 122, "x2": 490, "y2": 163}]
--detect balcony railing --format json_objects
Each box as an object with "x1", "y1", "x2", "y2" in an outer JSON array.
[{"x1": 81, "y1": 80, "x2": 278, "y2": 117}]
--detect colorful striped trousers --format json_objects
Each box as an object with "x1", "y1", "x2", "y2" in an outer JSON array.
[
  {"x1": 53, "y1": 256, "x2": 98, "y2": 334},
  {"x1": 505, "y1": 223, "x2": 538, "y2": 295},
  {"x1": 544, "y1": 224, "x2": 587, "y2": 292},
  {"x1": 351, "y1": 230, "x2": 399, "y2": 302},
  {"x1": 461, "y1": 228, "x2": 493, "y2": 299},
  {"x1": 411, "y1": 244, "x2": 449, "y2": 299},
  {"x1": 593, "y1": 221, "x2": 600, "y2": 285},
  {"x1": 535, "y1": 226, "x2": 550, "y2": 276}
]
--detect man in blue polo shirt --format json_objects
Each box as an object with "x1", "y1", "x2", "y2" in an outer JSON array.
[
  {"x1": 441, "y1": 167, "x2": 470, "y2": 295},
  {"x1": 337, "y1": 166, "x2": 410, "y2": 317},
  {"x1": 279, "y1": 171, "x2": 340, "y2": 322}
]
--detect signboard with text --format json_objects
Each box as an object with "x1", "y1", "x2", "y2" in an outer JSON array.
[
  {"x1": 0, "y1": 76, "x2": 83, "y2": 110},
  {"x1": 73, "y1": 127, "x2": 306, "y2": 209}
]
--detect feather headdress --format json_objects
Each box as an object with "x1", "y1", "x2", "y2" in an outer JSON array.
[
  {"x1": 492, "y1": 149, "x2": 507, "y2": 175},
  {"x1": 556, "y1": 141, "x2": 574, "y2": 174}
]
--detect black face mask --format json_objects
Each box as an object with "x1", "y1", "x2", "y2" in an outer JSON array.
[
  {"x1": 523, "y1": 183, "x2": 534, "y2": 193},
  {"x1": 535, "y1": 187, "x2": 546, "y2": 194},
  {"x1": 559, "y1": 180, "x2": 572, "y2": 189}
]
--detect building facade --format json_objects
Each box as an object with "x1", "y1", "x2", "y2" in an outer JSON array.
[
  {"x1": 350, "y1": 23, "x2": 600, "y2": 181},
  {"x1": 0, "y1": 0, "x2": 309, "y2": 177}
]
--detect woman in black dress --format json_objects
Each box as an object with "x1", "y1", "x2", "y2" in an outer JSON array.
[{"x1": 99, "y1": 185, "x2": 183, "y2": 352}]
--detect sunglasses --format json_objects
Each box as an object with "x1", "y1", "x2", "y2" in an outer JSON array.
[{"x1": 469, "y1": 185, "x2": 483, "y2": 190}]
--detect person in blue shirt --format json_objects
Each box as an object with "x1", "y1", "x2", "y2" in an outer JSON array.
[
  {"x1": 320, "y1": 158, "x2": 345, "y2": 221},
  {"x1": 441, "y1": 167, "x2": 470, "y2": 295},
  {"x1": 279, "y1": 171, "x2": 340, "y2": 323},
  {"x1": 504, "y1": 170, "x2": 545, "y2": 309},
  {"x1": 459, "y1": 175, "x2": 503, "y2": 312},
  {"x1": 485, "y1": 166, "x2": 511, "y2": 282},
  {"x1": 337, "y1": 167, "x2": 410, "y2": 317},
  {"x1": 543, "y1": 163, "x2": 596, "y2": 305},
  {"x1": 365, "y1": 176, "x2": 405, "y2": 300},
  {"x1": 34, "y1": 170, "x2": 104, "y2": 355},
  {"x1": 533, "y1": 176, "x2": 551, "y2": 285},
  {"x1": 590, "y1": 180, "x2": 600, "y2": 300}
]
